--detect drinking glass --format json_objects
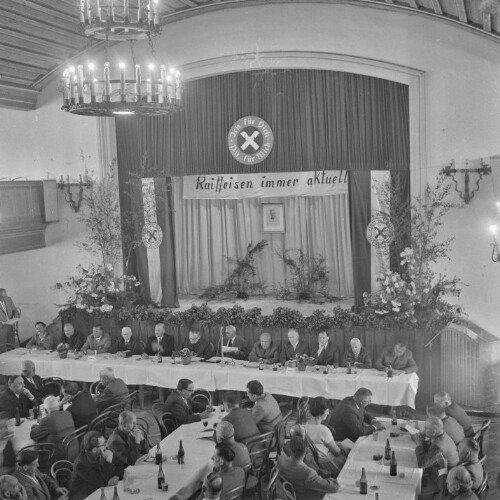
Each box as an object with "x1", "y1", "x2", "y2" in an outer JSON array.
[{"x1": 203, "y1": 420, "x2": 208, "y2": 428}]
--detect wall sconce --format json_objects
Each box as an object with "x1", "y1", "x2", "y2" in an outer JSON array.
[
  {"x1": 441, "y1": 159, "x2": 491, "y2": 204},
  {"x1": 57, "y1": 174, "x2": 92, "y2": 212}
]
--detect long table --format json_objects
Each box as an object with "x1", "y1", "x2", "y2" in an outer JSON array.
[
  {"x1": 0, "y1": 349, "x2": 419, "y2": 408},
  {"x1": 325, "y1": 418, "x2": 423, "y2": 500}
]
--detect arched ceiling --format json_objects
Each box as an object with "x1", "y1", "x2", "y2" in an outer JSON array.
[{"x1": 0, "y1": 0, "x2": 499, "y2": 111}]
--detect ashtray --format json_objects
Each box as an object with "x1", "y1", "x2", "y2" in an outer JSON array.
[
  {"x1": 390, "y1": 432, "x2": 400, "y2": 438},
  {"x1": 373, "y1": 454, "x2": 383, "y2": 461}
]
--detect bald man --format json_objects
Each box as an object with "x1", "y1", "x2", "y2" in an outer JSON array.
[
  {"x1": 342, "y1": 338, "x2": 372, "y2": 369},
  {"x1": 111, "y1": 327, "x2": 141, "y2": 357},
  {"x1": 248, "y1": 332, "x2": 279, "y2": 364},
  {"x1": 143, "y1": 323, "x2": 174, "y2": 357},
  {"x1": 93, "y1": 367, "x2": 129, "y2": 413},
  {"x1": 21, "y1": 360, "x2": 47, "y2": 405},
  {"x1": 280, "y1": 329, "x2": 310, "y2": 364}
]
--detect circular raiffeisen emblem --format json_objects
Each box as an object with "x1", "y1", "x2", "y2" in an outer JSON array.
[
  {"x1": 228, "y1": 116, "x2": 274, "y2": 165},
  {"x1": 142, "y1": 223, "x2": 163, "y2": 249},
  {"x1": 366, "y1": 212, "x2": 395, "y2": 248}
]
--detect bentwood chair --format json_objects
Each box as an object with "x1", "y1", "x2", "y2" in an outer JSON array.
[
  {"x1": 475, "y1": 470, "x2": 489, "y2": 499},
  {"x1": 62, "y1": 425, "x2": 87, "y2": 461},
  {"x1": 18, "y1": 443, "x2": 56, "y2": 475},
  {"x1": 473, "y1": 419, "x2": 491, "y2": 459},
  {"x1": 269, "y1": 410, "x2": 292, "y2": 463},
  {"x1": 42, "y1": 377, "x2": 64, "y2": 397},
  {"x1": 192, "y1": 388, "x2": 213, "y2": 408},
  {"x1": 267, "y1": 466, "x2": 296, "y2": 500},
  {"x1": 90, "y1": 380, "x2": 104, "y2": 396},
  {"x1": 161, "y1": 411, "x2": 179, "y2": 435},
  {"x1": 222, "y1": 484, "x2": 245, "y2": 500},
  {"x1": 296, "y1": 396, "x2": 310, "y2": 425},
  {"x1": 245, "y1": 432, "x2": 274, "y2": 500},
  {"x1": 88, "y1": 410, "x2": 114, "y2": 436},
  {"x1": 50, "y1": 460, "x2": 73, "y2": 489}
]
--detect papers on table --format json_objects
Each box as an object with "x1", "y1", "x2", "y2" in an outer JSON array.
[
  {"x1": 243, "y1": 361, "x2": 261, "y2": 368},
  {"x1": 401, "y1": 423, "x2": 420, "y2": 435}
]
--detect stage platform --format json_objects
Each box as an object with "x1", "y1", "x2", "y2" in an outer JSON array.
[{"x1": 176, "y1": 295, "x2": 354, "y2": 316}]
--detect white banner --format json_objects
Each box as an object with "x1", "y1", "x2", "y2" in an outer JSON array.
[{"x1": 182, "y1": 170, "x2": 348, "y2": 199}]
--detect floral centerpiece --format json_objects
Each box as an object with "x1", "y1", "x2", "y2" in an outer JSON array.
[
  {"x1": 172, "y1": 348, "x2": 194, "y2": 365},
  {"x1": 294, "y1": 353, "x2": 315, "y2": 371}
]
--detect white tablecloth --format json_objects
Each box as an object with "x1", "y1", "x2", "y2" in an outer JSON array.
[
  {"x1": 9, "y1": 418, "x2": 35, "y2": 452},
  {"x1": 0, "y1": 349, "x2": 419, "y2": 407},
  {"x1": 325, "y1": 419, "x2": 423, "y2": 500}
]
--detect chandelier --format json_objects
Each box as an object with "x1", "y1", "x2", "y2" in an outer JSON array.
[{"x1": 61, "y1": 1, "x2": 182, "y2": 117}]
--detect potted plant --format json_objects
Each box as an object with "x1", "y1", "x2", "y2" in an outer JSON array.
[
  {"x1": 173, "y1": 348, "x2": 194, "y2": 365},
  {"x1": 295, "y1": 354, "x2": 315, "y2": 371},
  {"x1": 56, "y1": 342, "x2": 69, "y2": 359}
]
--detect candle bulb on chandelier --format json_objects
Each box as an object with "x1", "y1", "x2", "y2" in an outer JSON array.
[
  {"x1": 62, "y1": 71, "x2": 70, "y2": 105},
  {"x1": 80, "y1": 0, "x2": 85, "y2": 23},
  {"x1": 153, "y1": 0, "x2": 159, "y2": 25},
  {"x1": 174, "y1": 70, "x2": 181, "y2": 101},
  {"x1": 96, "y1": 0, "x2": 101, "y2": 20},
  {"x1": 119, "y1": 63, "x2": 126, "y2": 102},
  {"x1": 109, "y1": 0, "x2": 115, "y2": 21},
  {"x1": 124, "y1": 0, "x2": 129, "y2": 21},
  {"x1": 166, "y1": 75, "x2": 173, "y2": 101},
  {"x1": 146, "y1": 78, "x2": 152, "y2": 103},
  {"x1": 148, "y1": 0, "x2": 153, "y2": 23},
  {"x1": 85, "y1": 0, "x2": 91, "y2": 23},
  {"x1": 160, "y1": 65, "x2": 167, "y2": 103},
  {"x1": 104, "y1": 62, "x2": 111, "y2": 102},
  {"x1": 69, "y1": 67, "x2": 76, "y2": 104},
  {"x1": 77, "y1": 65, "x2": 84, "y2": 103},
  {"x1": 149, "y1": 65, "x2": 156, "y2": 103},
  {"x1": 88, "y1": 63, "x2": 96, "y2": 102},
  {"x1": 135, "y1": 64, "x2": 142, "y2": 102}
]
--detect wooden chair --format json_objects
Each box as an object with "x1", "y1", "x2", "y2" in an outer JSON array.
[
  {"x1": 42, "y1": 377, "x2": 63, "y2": 397},
  {"x1": 475, "y1": 470, "x2": 489, "y2": 499},
  {"x1": 50, "y1": 460, "x2": 73, "y2": 489},
  {"x1": 267, "y1": 466, "x2": 296, "y2": 500},
  {"x1": 161, "y1": 411, "x2": 179, "y2": 435},
  {"x1": 296, "y1": 396, "x2": 309, "y2": 424},
  {"x1": 152, "y1": 402, "x2": 165, "y2": 418},
  {"x1": 223, "y1": 484, "x2": 245, "y2": 500},
  {"x1": 18, "y1": 443, "x2": 56, "y2": 475},
  {"x1": 473, "y1": 419, "x2": 490, "y2": 459},
  {"x1": 478, "y1": 454, "x2": 486, "y2": 465},
  {"x1": 124, "y1": 390, "x2": 138, "y2": 410},
  {"x1": 150, "y1": 410, "x2": 168, "y2": 440},
  {"x1": 245, "y1": 432, "x2": 274, "y2": 500},
  {"x1": 62, "y1": 425, "x2": 87, "y2": 461},
  {"x1": 88, "y1": 410, "x2": 113, "y2": 435},
  {"x1": 90, "y1": 380, "x2": 104, "y2": 395},
  {"x1": 269, "y1": 410, "x2": 292, "y2": 462},
  {"x1": 192, "y1": 388, "x2": 212, "y2": 407}
]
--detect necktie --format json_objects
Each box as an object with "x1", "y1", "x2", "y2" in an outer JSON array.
[
  {"x1": 229, "y1": 338, "x2": 233, "y2": 347},
  {"x1": 0, "y1": 301, "x2": 7, "y2": 316}
]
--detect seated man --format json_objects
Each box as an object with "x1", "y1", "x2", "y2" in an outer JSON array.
[
  {"x1": 30, "y1": 395, "x2": 77, "y2": 462},
  {"x1": 201, "y1": 472, "x2": 223, "y2": 500},
  {"x1": 342, "y1": 337, "x2": 372, "y2": 369},
  {"x1": 433, "y1": 391, "x2": 475, "y2": 437},
  {"x1": 375, "y1": 339, "x2": 418, "y2": 374},
  {"x1": 80, "y1": 325, "x2": 112, "y2": 354},
  {"x1": 0, "y1": 475, "x2": 27, "y2": 500},
  {"x1": 21, "y1": 360, "x2": 47, "y2": 405},
  {"x1": 246, "y1": 380, "x2": 282, "y2": 434},
  {"x1": 457, "y1": 438, "x2": 484, "y2": 491},
  {"x1": 222, "y1": 391, "x2": 260, "y2": 444},
  {"x1": 162, "y1": 378, "x2": 211, "y2": 425},
  {"x1": 283, "y1": 424, "x2": 326, "y2": 477},
  {"x1": 328, "y1": 388, "x2": 384, "y2": 442},
  {"x1": 277, "y1": 435, "x2": 339, "y2": 500},
  {"x1": 26, "y1": 322, "x2": 56, "y2": 351},
  {"x1": 427, "y1": 405, "x2": 465, "y2": 446},
  {"x1": 211, "y1": 443, "x2": 245, "y2": 499},
  {"x1": 312, "y1": 331, "x2": 340, "y2": 367},
  {"x1": 13, "y1": 449, "x2": 68, "y2": 500},
  {"x1": 111, "y1": 327, "x2": 141, "y2": 357},
  {"x1": 280, "y1": 328, "x2": 310, "y2": 364},
  {"x1": 59, "y1": 323, "x2": 84, "y2": 352},
  {"x1": 445, "y1": 466, "x2": 479, "y2": 500},
  {"x1": 215, "y1": 421, "x2": 251, "y2": 470},
  {"x1": 60, "y1": 381, "x2": 97, "y2": 430},
  {"x1": 69, "y1": 431, "x2": 120, "y2": 500},
  {"x1": 222, "y1": 325, "x2": 248, "y2": 360},
  {"x1": 107, "y1": 411, "x2": 147, "y2": 470},
  {"x1": 143, "y1": 323, "x2": 174, "y2": 357},
  {"x1": 182, "y1": 322, "x2": 213, "y2": 360},
  {"x1": 248, "y1": 332, "x2": 279, "y2": 364},
  {"x1": 413, "y1": 416, "x2": 459, "y2": 470},
  {"x1": 0, "y1": 375, "x2": 35, "y2": 418},
  {"x1": 92, "y1": 367, "x2": 129, "y2": 413}
]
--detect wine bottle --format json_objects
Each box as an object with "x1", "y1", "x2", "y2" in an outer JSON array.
[
  {"x1": 347, "y1": 361, "x2": 351, "y2": 374},
  {"x1": 384, "y1": 438, "x2": 391, "y2": 461},
  {"x1": 15, "y1": 408, "x2": 21, "y2": 426},
  {"x1": 359, "y1": 467, "x2": 367, "y2": 495},
  {"x1": 177, "y1": 440, "x2": 185, "y2": 465},
  {"x1": 157, "y1": 462, "x2": 165, "y2": 489},
  {"x1": 375, "y1": 494, "x2": 379, "y2": 500},
  {"x1": 258, "y1": 360, "x2": 264, "y2": 370},
  {"x1": 112, "y1": 485, "x2": 120, "y2": 500},
  {"x1": 157, "y1": 350, "x2": 162, "y2": 363},
  {"x1": 155, "y1": 443, "x2": 162, "y2": 465},
  {"x1": 391, "y1": 408, "x2": 398, "y2": 426},
  {"x1": 387, "y1": 364, "x2": 393, "y2": 377},
  {"x1": 390, "y1": 450, "x2": 397, "y2": 476},
  {"x1": 99, "y1": 488, "x2": 108, "y2": 500}
]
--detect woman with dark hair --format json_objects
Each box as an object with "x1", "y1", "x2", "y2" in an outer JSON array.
[{"x1": 304, "y1": 397, "x2": 348, "y2": 477}]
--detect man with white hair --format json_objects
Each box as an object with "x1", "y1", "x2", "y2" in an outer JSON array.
[
  {"x1": 106, "y1": 411, "x2": 147, "y2": 469},
  {"x1": 0, "y1": 474, "x2": 27, "y2": 500},
  {"x1": 413, "y1": 416, "x2": 459, "y2": 470},
  {"x1": 445, "y1": 466, "x2": 479, "y2": 500},
  {"x1": 20, "y1": 360, "x2": 47, "y2": 405},
  {"x1": 342, "y1": 338, "x2": 372, "y2": 369},
  {"x1": 222, "y1": 325, "x2": 248, "y2": 360},
  {"x1": 93, "y1": 367, "x2": 129, "y2": 413},
  {"x1": 30, "y1": 395, "x2": 77, "y2": 462},
  {"x1": 280, "y1": 329, "x2": 310, "y2": 364},
  {"x1": 215, "y1": 421, "x2": 251, "y2": 469},
  {"x1": 433, "y1": 391, "x2": 475, "y2": 438},
  {"x1": 111, "y1": 327, "x2": 141, "y2": 357},
  {"x1": 457, "y1": 438, "x2": 484, "y2": 490},
  {"x1": 59, "y1": 323, "x2": 84, "y2": 352},
  {"x1": 143, "y1": 323, "x2": 174, "y2": 357},
  {"x1": 426, "y1": 405, "x2": 465, "y2": 446},
  {"x1": 248, "y1": 332, "x2": 279, "y2": 364}
]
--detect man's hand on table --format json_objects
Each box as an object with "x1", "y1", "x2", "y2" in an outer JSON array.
[
  {"x1": 370, "y1": 419, "x2": 385, "y2": 431},
  {"x1": 107, "y1": 476, "x2": 119, "y2": 487}
]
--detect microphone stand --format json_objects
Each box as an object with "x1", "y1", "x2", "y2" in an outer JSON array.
[{"x1": 218, "y1": 326, "x2": 225, "y2": 359}]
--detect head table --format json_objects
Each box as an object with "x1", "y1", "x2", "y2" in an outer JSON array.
[{"x1": 0, "y1": 349, "x2": 418, "y2": 408}]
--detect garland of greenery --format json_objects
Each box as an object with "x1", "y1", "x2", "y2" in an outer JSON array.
[{"x1": 58, "y1": 302, "x2": 455, "y2": 333}]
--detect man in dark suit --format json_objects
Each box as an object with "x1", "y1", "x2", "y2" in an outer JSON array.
[
  {"x1": 375, "y1": 340, "x2": 419, "y2": 374},
  {"x1": 328, "y1": 388, "x2": 384, "y2": 442},
  {"x1": 30, "y1": 395, "x2": 77, "y2": 462},
  {"x1": 222, "y1": 391, "x2": 260, "y2": 444},
  {"x1": 162, "y1": 378, "x2": 211, "y2": 425},
  {"x1": 221, "y1": 325, "x2": 248, "y2": 360},
  {"x1": 26, "y1": 322, "x2": 56, "y2": 351},
  {"x1": 0, "y1": 375, "x2": 35, "y2": 418},
  {"x1": 21, "y1": 360, "x2": 47, "y2": 405},
  {"x1": 93, "y1": 367, "x2": 129, "y2": 413},
  {"x1": 277, "y1": 436, "x2": 339, "y2": 500},
  {"x1": 80, "y1": 325, "x2": 112, "y2": 354},
  {"x1": 181, "y1": 322, "x2": 213, "y2": 359},
  {"x1": 111, "y1": 327, "x2": 142, "y2": 357},
  {"x1": 312, "y1": 331, "x2": 340, "y2": 367},
  {"x1": 61, "y1": 381, "x2": 98, "y2": 429},
  {"x1": 69, "y1": 431, "x2": 120, "y2": 500},
  {"x1": 342, "y1": 337, "x2": 372, "y2": 369},
  {"x1": 0, "y1": 288, "x2": 20, "y2": 348},
  {"x1": 280, "y1": 328, "x2": 310, "y2": 364},
  {"x1": 143, "y1": 323, "x2": 175, "y2": 357},
  {"x1": 59, "y1": 322, "x2": 85, "y2": 352},
  {"x1": 14, "y1": 449, "x2": 68, "y2": 500},
  {"x1": 248, "y1": 332, "x2": 279, "y2": 364}
]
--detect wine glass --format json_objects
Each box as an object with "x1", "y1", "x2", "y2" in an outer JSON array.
[{"x1": 203, "y1": 420, "x2": 208, "y2": 429}]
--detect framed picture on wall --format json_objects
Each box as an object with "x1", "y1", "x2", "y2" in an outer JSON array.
[{"x1": 262, "y1": 203, "x2": 285, "y2": 232}]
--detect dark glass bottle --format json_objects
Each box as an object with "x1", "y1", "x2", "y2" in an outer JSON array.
[
  {"x1": 258, "y1": 360, "x2": 264, "y2": 370},
  {"x1": 177, "y1": 440, "x2": 185, "y2": 464},
  {"x1": 15, "y1": 408, "x2": 21, "y2": 426},
  {"x1": 384, "y1": 439, "x2": 391, "y2": 460},
  {"x1": 99, "y1": 488, "x2": 108, "y2": 500},
  {"x1": 112, "y1": 485, "x2": 120, "y2": 500},
  {"x1": 391, "y1": 408, "x2": 398, "y2": 426},
  {"x1": 157, "y1": 350, "x2": 162, "y2": 363},
  {"x1": 155, "y1": 443, "x2": 162, "y2": 465},
  {"x1": 347, "y1": 361, "x2": 352, "y2": 374},
  {"x1": 387, "y1": 364, "x2": 393, "y2": 377},
  {"x1": 390, "y1": 450, "x2": 397, "y2": 476},
  {"x1": 157, "y1": 462, "x2": 165, "y2": 489},
  {"x1": 359, "y1": 467, "x2": 367, "y2": 495}
]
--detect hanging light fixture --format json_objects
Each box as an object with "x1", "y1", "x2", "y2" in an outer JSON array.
[{"x1": 61, "y1": 1, "x2": 182, "y2": 117}]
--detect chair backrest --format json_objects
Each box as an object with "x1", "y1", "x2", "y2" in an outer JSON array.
[
  {"x1": 223, "y1": 484, "x2": 244, "y2": 500},
  {"x1": 62, "y1": 425, "x2": 88, "y2": 461},
  {"x1": 303, "y1": 432, "x2": 320, "y2": 466},
  {"x1": 475, "y1": 469, "x2": 489, "y2": 498},
  {"x1": 124, "y1": 390, "x2": 138, "y2": 411},
  {"x1": 478, "y1": 454, "x2": 487, "y2": 465},
  {"x1": 88, "y1": 410, "x2": 113, "y2": 434},
  {"x1": 296, "y1": 397, "x2": 309, "y2": 425},
  {"x1": 90, "y1": 380, "x2": 104, "y2": 395},
  {"x1": 267, "y1": 466, "x2": 296, "y2": 500},
  {"x1": 474, "y1": 419, "x2": 491, "y2": 458},
  {"x1": 161, "y1": 411, "x2": 179, "y2": 435},
  {"x1": 192, "y1": 389, "x2": 212, "y2": 407},
  {"x1": 192, "y1": 393, "x2": 211, "y2": 407},
  {"x1": 18, "y1": 443, "x2": 56, "y2": 475},
  {"x1": 151, "y1": 402, "x2": 165, "y2": 418},
  {"x1": 150, "y1": 410, "x2": 167, "y2": 440},
  {"x1": 246, "y1": 432, "x2": 274, "y2": 475},
  {"x1": 50, "y1": 460, "x2": 73, "y2": 489}
]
